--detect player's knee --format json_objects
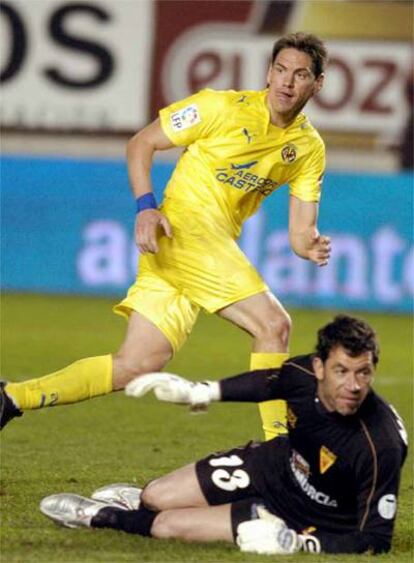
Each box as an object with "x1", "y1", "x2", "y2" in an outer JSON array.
[
  {"x1": 113, "y1": 351, "x2": 171, "y2": 388},
  {"x1": 150, "y1": 511, "x2": 183, "y2": 539},
  {"x1": 253, "y1": 309, "x2": 292, "y2": 347},
  {"x1": 141, "y1": 479, "x2": 171, "y2": 511},
  {"x1": 275, "y1": 310, "x2": 292, "y2": 345},
  {"x1": 151, "y1": 511, "x2": 197, "y2": 541}
]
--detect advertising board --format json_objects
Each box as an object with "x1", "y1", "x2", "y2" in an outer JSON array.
[{"x1": 2, "y1": 156, "x2": 412, "y2": 312}]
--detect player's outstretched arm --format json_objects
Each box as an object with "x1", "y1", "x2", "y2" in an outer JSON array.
[
  {"x1": 125, "y1": 368, "x2": 282, "y2": 409},
  {"x1": 127, "y1": 119, "x2": 174, "y2": 254},
  {"x1": 288, "y1": 196, "x2": 331, "y2": 266}
]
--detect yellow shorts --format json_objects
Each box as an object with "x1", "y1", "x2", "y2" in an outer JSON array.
[{"x1": 114, "y1": 200, "x2": 268, "y2": 353}]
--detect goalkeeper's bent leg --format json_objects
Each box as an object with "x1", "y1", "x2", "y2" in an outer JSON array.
[
  {"x1": 5, "y1": 355, "x2": 113, "y2": 410},
  {"x1": 250, "y1": 352, "x2": 289, "y2": 441}
]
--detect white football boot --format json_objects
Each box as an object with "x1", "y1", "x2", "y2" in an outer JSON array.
[
  {"x1": 40, "y1": 494, "x2": 114, "y2": 528},
  {"x1": 91, "y1": 483, "x2": 142, "y2": 510}
]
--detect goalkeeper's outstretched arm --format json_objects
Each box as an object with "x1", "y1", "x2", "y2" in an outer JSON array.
[{"x1": 125, "y1": 368, "x2": 282, "y2": 408}]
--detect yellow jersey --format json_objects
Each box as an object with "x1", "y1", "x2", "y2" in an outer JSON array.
[{"x1": 159, "y1": 88, "x2": 325, "y2": 238}]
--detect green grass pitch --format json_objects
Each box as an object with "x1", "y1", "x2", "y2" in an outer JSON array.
[{"x1": 1, "y1": 293, "x2": 413, "y2": 562}]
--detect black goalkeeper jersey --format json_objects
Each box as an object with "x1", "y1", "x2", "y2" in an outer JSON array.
[{"x1": 219, "y1": 354, "x2": 408, "y2": 554}]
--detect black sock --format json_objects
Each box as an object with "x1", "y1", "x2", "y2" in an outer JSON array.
[{"x1": 91, "y1": 505, "x2": 158, "y2": 537}]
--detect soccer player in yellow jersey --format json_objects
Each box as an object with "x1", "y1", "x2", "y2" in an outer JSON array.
[{"x1": 1, "y1": 33, "x2": 331, "y2": 439}]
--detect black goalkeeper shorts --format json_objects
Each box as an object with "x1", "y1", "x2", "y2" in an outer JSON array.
[{"x1": 195, "y1": 441, "x2": 274, "y2": 539}]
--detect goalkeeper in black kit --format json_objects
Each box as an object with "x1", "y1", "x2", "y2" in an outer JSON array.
[{"x1": 40, "y1": 315, "x2": 407, "y2": 555}]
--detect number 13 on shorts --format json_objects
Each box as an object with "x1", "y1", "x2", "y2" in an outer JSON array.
[{"x1": 209, "y1": 455, "x2": 251, "y2": 491}]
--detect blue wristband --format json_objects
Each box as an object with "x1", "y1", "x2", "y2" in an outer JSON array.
[{"x1": 136, "y1": 193, "x2": 157, "y2": 214}]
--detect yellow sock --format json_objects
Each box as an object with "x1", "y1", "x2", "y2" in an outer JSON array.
[
  {"x1": 250, "y1": 352, "x2": 289, "y2": 441},
  {"x1": 5, "y1": 355, "x2": 113, "y2": 410}
]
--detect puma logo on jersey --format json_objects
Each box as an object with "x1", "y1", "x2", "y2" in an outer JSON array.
[{"x1": 242, "y1": 128, "x2": 253, "y2": 143}]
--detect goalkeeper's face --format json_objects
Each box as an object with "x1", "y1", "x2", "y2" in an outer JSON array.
[{"x1": 313, "y1": 346, "x2": 375, "y2": 416}]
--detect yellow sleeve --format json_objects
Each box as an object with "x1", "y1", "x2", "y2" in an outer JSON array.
[
  {"x1": 289, "y1": 140, "x2": 325, "y2": 202},
  {"x1": 159, "y1": 89, "x2": 230, "y2": 147}
]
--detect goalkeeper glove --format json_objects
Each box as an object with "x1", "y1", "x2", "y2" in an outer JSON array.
[
  {"x1": 125, "y1": 372, "x2": 220, "y2": 412},
  {"x1": 236, "y1": 506, "x2": 320, "y2": 555}
]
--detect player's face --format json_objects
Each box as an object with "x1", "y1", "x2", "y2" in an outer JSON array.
[
  {"x1": 266, "y1": 48, "x2": 324, "y2": 126},
  {"x1": 313, "y1": 346, "x2": 375, "y2": 416}
]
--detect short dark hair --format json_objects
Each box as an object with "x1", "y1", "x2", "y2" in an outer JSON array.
[
  {"x1": 271, "y1": 32, "x2": 328, "y2": 77},
  {"x1": 315, "y1": 315, "x2": 380, "y2": 365}
]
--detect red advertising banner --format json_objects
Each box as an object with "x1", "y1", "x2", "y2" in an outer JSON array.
[
  {"x1": 150, "y1": 0, "x2": 254, "y2": 116},
  {"x1": 150, "y1": 0, "x2": 412, "y2": 145}
]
